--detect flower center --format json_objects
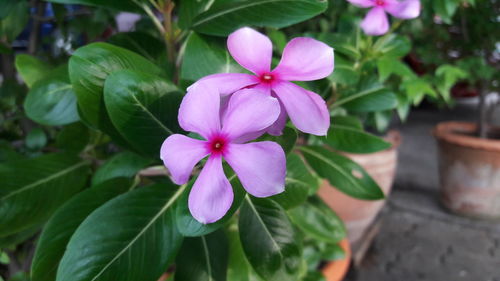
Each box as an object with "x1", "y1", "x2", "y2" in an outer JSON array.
[
  {"x1": 207, "y1": 136, "x2": 227, "y2": 155},
  {"x1": 259, "y1": 73, "x2": 275, "y2": 84},
  {"x1": 374, "y1": 0, "x2": 385, "y2": 6}
]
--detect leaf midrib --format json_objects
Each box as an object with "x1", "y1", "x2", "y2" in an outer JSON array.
[
  {"x1": 89, "y1": 184, "x2": 187, "y2": 281},
  {"x1": 1, "y1": 161, "x2": 88, "y2": 201},
  {"x1": 299, "y1": 147, "x2": 364, "y2": 193},
  {"x1": 128, "y1": 90, "x2": 174, "y2": 135},
  {"x1": 201, "y1": 236, "x2": 214, "y2": 281},
  {"x1": 193, "y1": 0, "x2": 320, "y2": 27}
]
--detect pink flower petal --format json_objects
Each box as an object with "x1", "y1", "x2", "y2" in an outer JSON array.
[
  {"x1": 347, "y1": 0, "x2": 375, "y2": 8},
  {"x1": 228, "y1": 27, "x2": 273, "y2": 75},
  {"x1": 178, "y1": 82, "x2": 221, "y2": 139},
  {"x1": 385, "y1": 0, "x2": 420, "y2": 19},
  {"x1": 221, "y1": 88, "x2": 280, "y2": 141},
  {"x1": 273, "y1": 38, "x2": 334, "y2": 81},
  {"x1": 225, "y1": 142, "x2": 285, "y2": 197},
  {"x1": 188, "y1": 156, "x2": 233, "y2": 224},
  {"x1": 272, "y1": 82, "x2": 330, "y2": 136},
  {"x1": 360, "y1": 7, "x2": 389, "y2": 36},
  {"x1": 160, "y1": 134, "x2": 208, "y2": 185},
  {"x1": 266, "y1": 98, "x2": 287, "y2": 136},
  {"x1": 188, "y1": 73, "x2": 258, "y2": 96}
]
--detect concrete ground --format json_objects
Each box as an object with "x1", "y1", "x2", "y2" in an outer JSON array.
[{"x1": 346, "y1": 105, "x2": 500, "y2": 281}]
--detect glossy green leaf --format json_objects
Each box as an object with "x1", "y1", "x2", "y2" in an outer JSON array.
[
  {"x1": 31, "y1": 178, "x2": 132, "y2": 281},
  {"x1": 288, "y1": 196, "x2": 346, "y2": 244},
  {"x1": 0, "y1": 153, "x2": 89, "y2": 237},
  {"x1": 175, "y1": 230, "x2": 229, "y2": 281},
  {"x1": 0, "y1": 1, "x2": 29, "y2": 42},
  {"x1": 376, "y1": 57, "x2": 415, "y2": 82},
  {"x1": 92, "y1": 151, "x2": 152, "y2": 186},
  {"x1": 108, "y1": 32, "x2": 165, "y2": 63},
  {"x1": 176, "y1": 174, "x2": 246, "y2": 237},
  {"x1": 104, "y1": 70, "x2": 183, "y2": 157},
  {"x1": 239, "y1": 197, "x2": 302, "y2": 281},
  {"x1": 0, "y1": 224, "x2": 41, "y2": 249},
  {"x1": 44, "y1": 0, "x2": 140, "y2": 12},
  {"x1": 0, "y1": 141, "x2": 22, "y2": 163},
  {"x1": 0, "y1": 0, "x2": 18, "y2": 19},
  {"x1": 15, "y1": 55, "x2": 52, "y2": 88},
  {"x1": 56, "y1": 122, "x2": 90, "y2": 152},
  {"x1": 192, "y1": 0, "x2": 328, "y2": 36},
  {"x1": 178, "y1": 0, "x2": 215, "y2": 29},
  {"x1": 326, "y1": 125, "x2": 390, "y2": 154},
  {"x1": 300, "y1": 146, "x2": 384, "y2": 200},
  {"x1": 24, "y1": 75, "x2": 79, "y2": 126},
  {"x1": 181, "y1": 32, "x2": 243, "y2": 81},
  {"x1": 56, "y1": 183, "x2": 184, "y2": 281},
  {"x1": 227, "y1": 227, "x2": 263, "y2": 281},
  {"x1": 337, "y1": 87, "x2": 398, "y2": 113},
  {"x1": 372, "y1": 34, "x2": 411, "y2": 58},
  {"x1": 331, "y1": 115, "x2": 362, "y2": 129},
  {"x1": 271, "y1": 153, "x2": 318, "y2": 209},
  {"x1": 328, "y1": 56, "x2": 359, "y2": 85},
  {"x1": 69, "y1": 42, "x2": 162, "y2": 144}
]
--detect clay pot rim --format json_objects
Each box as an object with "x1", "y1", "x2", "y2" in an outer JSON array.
[{"x1": 433, "y1": 121, "x2": 500, "y2": 152}]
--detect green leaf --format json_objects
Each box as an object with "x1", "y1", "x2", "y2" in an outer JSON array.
[
  {"x1": 25, "y1": 128, "x2": 47, "y2": 151},
  {"x1": 175, "y1": 230, "x2": 229, "y2": 281},
  {"x1": 0, "y1": 141, "x2": 23, "y2": 163},
  {"x1": 44, "y1": 0, "x2": 140, "y2": 12},
  {"x1": 227, "y1": 227, "x2": 263, "y2": 281},
  {"x1": 331, "y1": 115, "x2": 362, "y2": 130},
  {"x1": 175, "y1": 174, "x2": 246, "y2": 237},
  {"x1": 15, "y1": 55, "x2": 52, "y2": 88},
  {"x1": 56, "y1": 183, "x2": 184, "y2": 281},
  {"x1": 108, "y1": 32, "x2": 165, "y2": 63},
  {"x1": 0, "y1": 0, "x2": 18, "y2": 20},
  {"x1": 239, "y1": 197, "x2": 302, "y2": 281},
  {"x1": 104, "y1": 70, "x2": 183, "y2": 157},
  {"x1": 271, "y1": 153, "x2": 318, "y2": 210},
  {"x1": 402, "y1": 78, "x2": 438, "y2": 104},
  {"x1": 0, "y1": 224, "x2": 41, "y2": 249},
  {"x1": 69, "y1": 42, "x2": 162, "y2": 144},
  {"x1": 328, "y1": 56, "x2": 359, "y2": 85},
  {"x1": 300, "y1": 146, "x2": 384, "y2": 200},
  {"x1": 31, "y1": 178, "x2": 132, "y2": 281},
  {"x1": 192, "y1": 0, "x2": 328, "y2": 36},
  {"x1": 326, "y1": 124, "x2": 391, "y2": 154},
  {"x1": 178, "y1": 0, "x2": 215, "y2": 29},
  {"x1": 0, "y1": 1, "x2": 29, "y2": 42},
  {"x1": 92, "y1": 151, "x2": 152, "y2": 186},
  {"x1": 376, "y1": 57, "x2": 416, "y2": 82},
  {"x1": 257, "y1": 126, "x2": 297, "y2": 155},
  {"x1": 24, "y1": 74, "x2": 79, "y2": 126},
  {"x1": 0, "y1": 153, "x2": 89, "y2": 237},
  {"x1": 372, "y1": 34, "x2": 411, "y2": 58},
  {"x1": 181, "y1": 32, "x2": 243, "y2": 81},
  {"x1": 56, "y1": 122, "x2": 90, "y2": 152},
  {"x1": 337, "y1": 87, "x2": 398, "y2": 113},
  {"x1": 288, "y1": 196, "x2": 346, "y2": 244}
]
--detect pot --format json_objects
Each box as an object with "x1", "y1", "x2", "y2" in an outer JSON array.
[
  {"x1": 433, "y1": 121, "x2": 500, "y2": 219},
  {"x1": 318, "y1": 131, "x2": 401, "y2": 244},
  {"x1": 321, "y1": 238, "x2": 351, "y2": 281}
]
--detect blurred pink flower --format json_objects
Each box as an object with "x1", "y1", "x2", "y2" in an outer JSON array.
[
  {"x1": 348, "y1": 0, "x2": 421, "y2": 35},
  {"x1": 160, "y1": 83, "x2": 286, "y2": 224},
  {"x1": 190, "y1": 27, "x2": 333, "y2": 136}
]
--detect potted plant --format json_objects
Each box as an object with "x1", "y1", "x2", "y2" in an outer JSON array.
[{"x1": 407, "y1": 0, "x2": 500, "y2": 218}]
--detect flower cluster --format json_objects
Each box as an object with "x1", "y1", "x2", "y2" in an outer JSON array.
[
  {"x1": 348, "y1": 0, "x2": 421, "y2": 35},
  {"x1": 160, "y1": 27, "x2": 334, "y2": 224}
]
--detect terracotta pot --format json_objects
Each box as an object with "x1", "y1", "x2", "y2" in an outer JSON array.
[
  {"x1": 433, "y1": 121, "x2": 500, "y2": 219},
  {"x1": 321, "y1": 239, "x2": 351, "y2": 281},
  {"x1": 318, "y1": 131, "x2": 401, "y2": 244}
]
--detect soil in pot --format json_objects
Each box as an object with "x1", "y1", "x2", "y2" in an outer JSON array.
[
  {"x1": 318, "y1": 131, "x2": 401, "y2": 244},
  {"x1": 433, "y1": 121, "x2": 500, "y2": 219}
]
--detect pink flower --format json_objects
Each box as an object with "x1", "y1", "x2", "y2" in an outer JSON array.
[
  {"x1": 160, "y1": 82, "x2": 286, "y2": 224},
  {"x1": 190, "y1": 27, "x2": 333, "y2": 136},
  {"x1": 348, "y1": 0, "x2": 421, "y2": 35}
]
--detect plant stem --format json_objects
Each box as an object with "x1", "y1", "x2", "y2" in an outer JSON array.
[
  {"x1": 162, "y1": 0, "x2": 176, "y2": 64},
  {"x1": 28, "y1": 0, "x2": 46, "y2": 54}
]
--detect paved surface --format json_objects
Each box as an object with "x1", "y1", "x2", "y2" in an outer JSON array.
[{"x1": 346, "y1": 106, "x2": 500, "y2": 281}]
